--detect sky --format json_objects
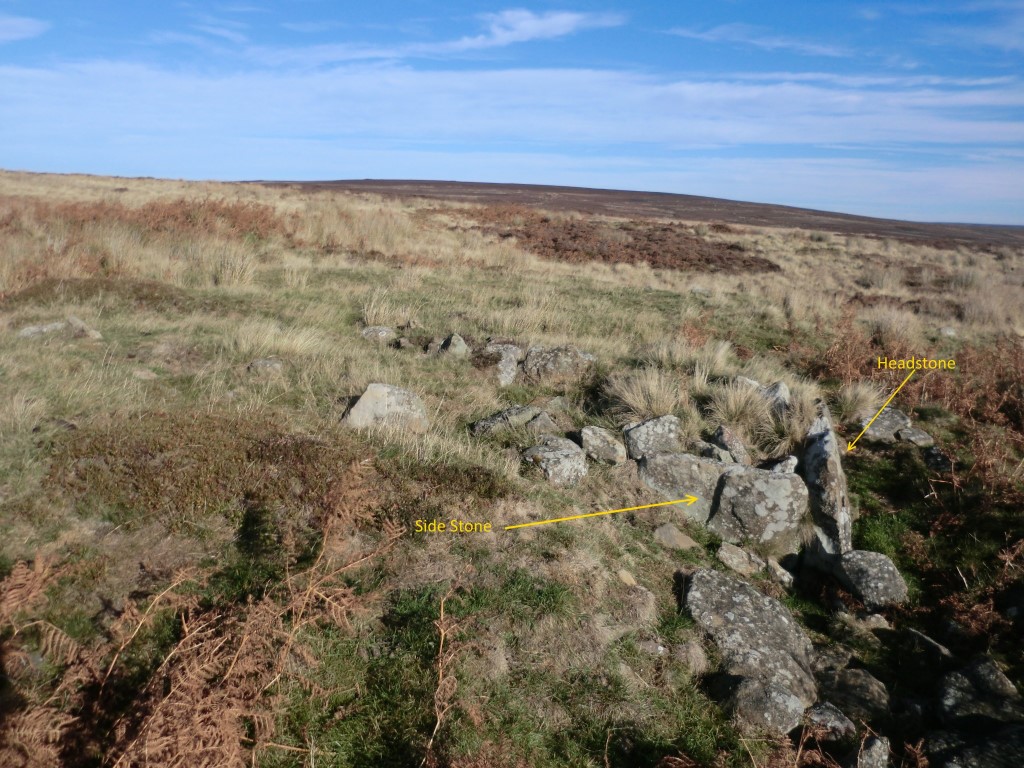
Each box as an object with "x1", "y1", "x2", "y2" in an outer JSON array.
[{"x1": 1, "y1": 2, "x2": 1022, "y2": 223}]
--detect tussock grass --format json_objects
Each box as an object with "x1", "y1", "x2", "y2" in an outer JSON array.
[
  {"x1": 833, "y1": 381, "x2": 885, "y2": 424},
  {"x1": 705, "y1": 381, "x2": 772, "y2": 446}
]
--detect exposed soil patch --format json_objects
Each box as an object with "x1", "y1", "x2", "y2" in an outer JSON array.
[{"x1": 467, "y1": 205, "x2": 781, "y2": 273}]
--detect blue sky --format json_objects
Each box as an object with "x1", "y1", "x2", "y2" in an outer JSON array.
[{"x1": 1, "y1": 2, "x2": 1022, "y2": 223}]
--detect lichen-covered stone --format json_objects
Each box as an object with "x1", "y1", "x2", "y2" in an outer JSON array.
[
  {"x1": 361, "y1": 326, "x2": 397, "y2": 343},
  {"x1": 471, "y1": 405, "x2": 541, "y2": 436},
  {"x1": 897, "y1": 427, "x2": 935, "y2": 448},
  {"x1": 712, "y1": 424, "x2": 751, "y2": 465},
  {"x1": 861, "y1": 407, "x2": 912, "y2": 445},
  {"x1": 707, "y1": 466, "x2": 810, "y2": 555},
  {"x1": 623, "y1": 415, "x2": 682, "y2": 459},
  {"x1": 717, "y1": 542, "x2": 766, "y2": 576},
  {"x1": 638, "y1": 452, "x2": 729, "y2": 525},
  {"x1": 835, "y1": 550, "x2": 909, "y2": 610},
  {"x1": 522, "y1": 345, "x2": 595, "y2": 381},
  {"x1": 580, "y1": 426, "x2": 627, "y2": 465},
  {"x1": 439, "y1": 333, "x2": 469, "y2": 357},
  {"x1": 803, "y1": 402, "x2": 854, "y2": 565},
  {"x1": 522, "y1": 436, "x2": 587, "y2": 486}
]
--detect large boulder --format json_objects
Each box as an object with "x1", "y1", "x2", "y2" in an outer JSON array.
[
  {"x1": 580, "y1": 426, "x2": 627, "y2": 465},
  {"x1": 342, "y1": 383, "x2": 429, "y2": 433},
  {"x1": 707, "y1": 465, "x2": 810, "y2": 556},
  {"x1": 834, "y1": 550, "x2": 909, "y2": 610},
  {"x1": 684, "y1": 569, "x2": 817, "y2": 735},
  {"x1": 471, "y1": 405, "x2": 542, "y2": 437},
  {"x1": 522, "y1": 436, "x2": 587, "y2": 486},
  {"x1": 624, "y1": 415, "x2": 683, "y2": 459},
  {"x1": 522, "y1": 345, "x2": 595, "y2": 381},
  {"x1": 860, "y1": 407, "x2": 912, "y2": 445},
  {"x1": 927, "y1": 725, "x2": 1024, "y2": 768},
  {"x1": 638, "y1": 453, "x2": 729, "y2": 525},
  {"x1": 802, "y1": 403, "x2": 854, "y2": 565}
]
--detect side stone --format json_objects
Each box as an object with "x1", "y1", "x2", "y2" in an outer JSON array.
[
  {"x1": 834, "y1": 550, "x2": 909, "y2": 611},
  {"x1": 707, "y1": 465, "x2": 810, "y2": 556},
  {"x1": 342, "y1": 383, "x2": 429, "y2": 433},
  {"x1": 638, "y1": 453, "x2": 730, "y2": 525},
  {"x1": 802, "y1": 402, "x2": 854, "y2": 565},
  {"x1": 522, "y1": 436, "x2": 587, "y2": 486},
  {"x1": 580, "y1": 426, "x2": 627, "y2": 465},
  {"x1": 624, "y1": 415, "x2": 682, "y2": 459}
]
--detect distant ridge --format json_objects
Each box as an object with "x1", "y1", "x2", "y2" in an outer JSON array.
[{"x1": 257, "y1": 179, "x2": 1024, "y2": 248}]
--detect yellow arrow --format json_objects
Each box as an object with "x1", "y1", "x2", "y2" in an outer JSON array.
[
  {"x1": 846, "y1": 369, "x2": 917, "y2": 452},
  {"x1": 504, "y1": 496, "x2": 698, "y2": 531}
]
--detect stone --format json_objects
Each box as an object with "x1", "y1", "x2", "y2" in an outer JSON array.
[
  {"x1": 761, "y1": 381, "x2": 791, "y2": 418},
  {"x1": 806, "y1": 702, "x2": 856, "y2": 741},
  {"x1": 846, "y1": 736, "x2": 889, "y2": 768},
  {"x1": 638, "y1": 453, "x2": 729, "y2": 525},
  {"x1": 522, "y1": 436, "x2": 587, "y2": 486},
  {"x1": 802, "y1": 403, "x2": 854, "y2": 566},
  {"x1": 395, "y1": 336, "x2": 416, "y2": 350},
  {"x1": 860, "y1": 407, "x2": 912, "y2": 445},
  {"x1": 813, "y1": 643, "x2": 855, "y2": 675},
  {"x1": 522, "y1": 345, "x2": 595, "y2": 381},
  {"x1": 546, "y1": 396, "x2": 570, "y2": 412},
  {"x1": 937, "y1": 657, "x2": 1024, "y2": 729},
  {"x1": 735, "y1": 376, "x2": 763, "y2": 390},
  {"x1": 66, "y1": 315, "x2": 103, "y2": 340},
  {"x1": 926, "y1": 725, "x2": 1024, "y2": 768},
  {"x1": 622, "y1": 585, "x2": 659, "y2": 628},
  {"x1": 896, "y1": 427, "x2": 935, "y2": 448},
  {"x1": 470, "y1": 405, "x2": 542, "y2": 437},
  {"x1": 525, "y1": 412, "x2": 558, "y2": 435},
  {"x1": 818, "y1": 667, "x2": 890, "y2": 724},
  {"x1": 711, "y1": 425, "x2": 751, "y2": 465},
  {"x1": 361, "y1": 326, "x2": 397, "y2": 343},
  {"x1": 247, "y1": 358, "x2": 284, "y2": 375},
  {"x1": 766, "y1": 455, "x2": 799, "y2": 474},
  {"x1": 132, "y1": 368, "x2": 159, "y2": 381},
  {"x1": 717, "y1": 542, "x2": 765, "y2": 576},
  {"x1": 939, "y1": 326, "x2": 958, "y2": 338},
  {"x1": 439, "y1": 333, "x2": 469, "y2": 357},
  {"x1": 342, "y1": 383, "x2": 429, "y2": 433},
  {"x1": 684, "y1": 569, "x2": 817, "y2": 735},
  {"x1": 478, "y1": 340, "x2": 524, "y2": 388},
  {"x1": 834, "y1": 550, "x2": 909, "y2": 611},
  {"x1": 17, "y1": 320, "x2": 67, "y2": 339},
  {"x1": 623, "y1": 415, "x2": 683, "y2": 459},
  {"x1": 902, "y1": 628, "x2": 956, "y2": 670},
  {"x1": 674, "y1": 640, "x2": 709, "y2": 675},
  {"x1": 707, "y1": 465, "x2": 810, "y2": 556},
  {"x1": 617, "y1": 569, "x2": 637, "y2": 587},
  {"x1": 580, "y1": 426, "x2": 627, "y2": 465},
  {"x1": 923, "y1": 446, "x2": 954, "y2": 473},
  {"x1": 637, "y1": 640, "x2": 668, "y2": 656},
  {"x1": 653, "y1": 523, "x2": 699, "y2": 551},
  {"x1": 767, "y1": 558, "x2": 795, "y2": 588},
  {"x1": 696, "y1": 440, "x2": 735, "y2": 463}
]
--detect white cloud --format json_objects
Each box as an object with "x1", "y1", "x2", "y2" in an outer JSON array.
[
  {"x1": 0, "y1": 14, "x2": 50, "y2": 44},
  {"x1": 439, "y1": 9, "x2": 625, "y2": 52},
  {"x1": 670, "y1": 23, "x2": 850, "y2": 57}
]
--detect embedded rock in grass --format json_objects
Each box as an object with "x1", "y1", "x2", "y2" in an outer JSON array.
[
  {"x1": 638, "y1": 452, "x2": 728, "y2": 525},
  {"x1": 711, "y1": 424, "x2": 751, "y2": 465},
  {"x1": 896, "y1": 427, "x2": 935, "y2": 448},
  {"x1": 767, "y1": 558, "x2": 795, "y2": 588},
  {"x1": 761, "y1": 381, "x2": 791, "y2": 418},
  {"x1": 806, "y1": 702, "x2": 856, "y2": 742},
  {"x1": 818, "y1": 667, "x2": 890, "y2": 724},
  {"x1": 674, "y1": 640, "x2": 710, "y2": 675},
  {"x1": 735, "y1": 376, "x2": 763, "y2": 390},
  {"x1": 834, "y1": 550, "x2": 908, "y2": 611},
  {"x1": 522, "y1": 345, "x2": 595, "y2": 381},
  {"x1": 342, "y1": 383, "x2": 429, "y2": 433},
  {"x1": 525, "y1": 412, "x2": 559, "y2": 435},
  {"x1": 653, "y1": 523, "x2": 699, "y2": 551},
  {"x1": 580, "y1": 426, "x2": 627, "y2": 465},
  {"x1": 923, "y1": 446, "x2": 954, "y2": 473},
  {"x1": 522, "y1": 435, "x2": 587, "y2": 486},
  {"x1": 717, "y1": 542, "x2": 765, "y2": 576},
  {"x1": 707, "y1": 466, "x2": 810, "y2": 556},
  {"x1": 624, "y1": 415, "x2": 683, "y2": 459},
  {"x1": 247, "y1": 358, "x2": 284, "y2": 375},
  {"x1": 802, "y1": 402, "x2": 854, "y2": 566},
  {"x1": 17, "y1": 320, "x2": 68, "y2": 338},
  {"x1": 361, "y1": 325, "x2": 397, "y2": 343},
  {"x1": 476, "y1": 339, "x2": 523, "y2": 387},
  {"x1": 684, "y1": 568, "x2": 817, "y2": 736},
  {"x1": 439, "y1": 332, "x2": 469, "y2": 357},
  {"x1": 860, "y1": 406, "x2": 912, "y2": 445},
  {"x1": 846, "y1": 736, "x2": 890, "y2": 768},
  {"x1": 937, "y1": 656, "x2": 1024, "y2": 729},
  {"x1": 926, "y1": 725, "x2": 1024, "y2": 768},
  {"x1": 67, "y1": 315, "x2": 103, "y2": 340},
  {"x1": 470, "y1": 405, "x2": 542, "y2": 437}
]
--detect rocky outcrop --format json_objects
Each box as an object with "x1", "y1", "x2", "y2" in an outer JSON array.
[
  {"x1": 806, "y1": 702, "x2": 856, "y2": 741},
  {"x1": 624, "y1": 415, "x2": 683, "y2": 459},
  {"x1": 522, "y1": 436, "x2": 587, "y2": 486},
  {"x1": 525, "y1": 412, "x2": 558, "y2": 435},
  {"x1": 522, "y1": 345, "x2": 595, "y2": 381},
  {"x1": 818, "y1": 667, "x2": 890, "y2": 724},
  {"x1": 342, "y1": 383, "x2": 429, "y2": 433},
  {"x1": 834, "y1": 550, "x2": 909, "y2": 611},
  {"x1": 579, "y1": 426, "x2": 627, "y2": 465},
  {"x1": 802, "y1": 403, "x2": 853, "y2": 565},
  {"x1": 936, "y1": 657, "x2": 1024, "y2": 729},
  {"x1": 470, "y1": 405, "x2": 541, "y2": 437},
  {"x1": 685, "y1": 569, "x2": 817, "y2": 735},
  {"x1": 708, "y1": 465, "x2": 809, "y2": 555},
  {"x1": 638, "y1": 453, "x2": 728, "y2": 525}
]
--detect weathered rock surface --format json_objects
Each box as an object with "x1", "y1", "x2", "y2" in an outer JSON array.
[
  {"x1": 923, "y1": 446, "x2": 954, "y2": 473},
  {"x1": 696, "y1": 440, "x2": 734, "y2": 463},
  {"x1": 522, "y1": 345, "x2": 595, "y2": 381},
  {"x1": 361, "y1": 326, "x2": 397, "y2": 343},
  {"x1": 861, "y1": 407, "x2": 912, "y2": 445},
  {"x1": 834, "y1": 550, "x2": 909, "y2": 610},
  {"x1": 926, "y1": 725, "x2": 1024, "y2": 768},
  {"x1": 708, "y1": 466, "x2": 810, "y2": 555},
  {"x1": 471, "y1": 405, "x2": 541, "y2": 437},
  {"x1": 66, "y1": 315, "x2": 103, "y2": 340},
  {"x1": 17, "y1": 320, "x2": 69, "y2": 339},
  {"x1": 522, "y1": 436, "x2": 587, "y2": 486},
  {"x1": 247, "y1": 358, "x2": 284, "y2": 375},
  {"x1": 685, "y1": 569, "x2": 817, "y2": 735},
  {"x1": 806, "y1": 702, "x2": 856, "y2": 741},
  {"x1": 766, "y1": 455, "x2": 799, "y2": 474},
  {"x1": 653, "y1": 523, "x2": 699, "y2": 551},
  {"x1": 767, "y1": 558, "x2": 796, "y2": 588},
  {"x1": 937, "y1": 657, "x2": 1024, "y2": 729},
  {"x1": 342, "y1": 383, "x2": 429, "y2": 433},
  {"x1": 717, "y1": 542, "x2": 765, "y2": 576},
  {"x1": 803, "y1": 403, "x2": 854, "y2": 565},
  {"x1": 624, "y1": 415, "x2": 683, "y2": 459},
  {"x1": 477, "y1": 339, "x2": 523, "y2": 387},
  {"x1": 638, "y1": 453, "x2": 729, "y2": 525},
  {"x1": 712, "y1": 425, "x2": 751, "y2": 465},
  {"x1": 580, "y1": 426, "x2": 627, "y2": 465},
  {"x1": 818, "y1": 667, "x2": 890, "y2": 724},
  {"x1": 761, "y1": 381, "x2": 791, "y2": 418},
  {"x1": 525, "y1": 412, "x2": 558, "y2": 435},
  {"x1": 846, "y1": 736, "x2": 890, "y2": 768},
  {"x1": 896, "y1": 427, "x2": 935, "y2": 448},
  {"x1": 439, "y1": 333, "x2": 469, "y2": 357}
]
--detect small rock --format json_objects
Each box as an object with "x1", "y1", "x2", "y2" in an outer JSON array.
[
  {"x1": 819, "y1": 667, "x2": 890, "y2": 724},
  {"x1": 525, "y1": 412, "x2": 558, "y2": 435},
  {"x1": 17, "y1": 320, "x2": 67, "y2": 339},
  {"x1": 66, "y1": 315, "x2": 103, "y2": 340},
  {"x1": 546, "y1": 396, "x2": 570, "y2": 412},
  {"x1": 937, "y1": 656, "x2": 1024, "y2": 729},
  {"x1": 617, "y1": 569, "x2": 637, "y2": 587},
  {"x1": 834, "y1": 550, "x2": 909, "y2": 610},
  {"x1": 696, "y1": 440, "x2": 735, "y2": 463},
  {"x1": 731, "y1": 678, "x2": 808, "y2": 735},
  {"x1": 674, "y1": 640, "x2": 709, "y2": 675},
  {"x1": 624, "y1": 415, "x2": 683, "y2": 459},
  {"x1": 342, "y1": 383, "x2": 429, "y2": 433},
  {"x1": 717, "y1": 542, "x2": 766, "y2": 576},
  {"x1": 522, "y1": 345, "x2": 595, "y2": 381},
  {"x1": 735, "y1": 376, "x2": 763, "y2": 390},
  {"x1": 860, "y1": 407, "x2": 912, "y2": 445},
  {"x1": 846, "y1": 736, "x2": 889, "y2": 768},
  {"x1": 654, "y1": 523, "x2": 699, "y2": 551},
  {"x1": 522, "y1": 436, "x2": 587, "y2": 486},
  {"x1": 896, "y1": 427, "x2": 935, "y2": 448},
  {"x1": 580, "y1": 426, "x2": 627, "y2": 465},
  {"x1": 395, "y1": 336, "x2": 416, "y2": 350},
  {"x1": 813, "y1": 643, "x2": 855, "y2": 675},
  {"x1": 806, "y1": 702, "x2": 856, "y2": 741},
  {"x1": 439, "y1": 333, "x2": 469, "y2": 357},
  {"x1": 637, "y1": 640, "x2": 667, "y2": 656},
  {"x1": 361, "y1": 326, "x2": 397, "y2": 343},
  {"x1": 247, "y1": 358, "x2": 284, "y2": 375},
  {"x1": 939, "y1": 326, "x2": 958, "y2": 338},
  {"x1": 478, "y1": 339, "x2": 524, "y2": 388},
  {"x1": 923, "y1": 446, "x2": 954, "y2": 473},
  {"x1": 767, "y1": 558, "x2": 795, "y2": 588},
  {"x1": 426, "y1": 337, "x2": 443, "y2": 355},
  {"x1": 623, "y1": 585, "x2": 659, "y2": 627},
  {"x1": 711, "y1": 425, "x2": 751, "y2": 465},
  {"x1": 470, "y1": 405, "x2": 542, "y2": 437}
]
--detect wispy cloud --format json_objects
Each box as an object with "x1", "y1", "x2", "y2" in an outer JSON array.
[
  {"x1": 670, "y1": 23, "x2": 850, "y2": 57},
  {"x1": 0, "y1": 14, "x2": 50, "y2": 44},
  {"x1": 282, "y1": 21, "x2": 347, "y2": 34},
  {"x1": 195, "y1": 24, "x2": 248, "y2": 44}
]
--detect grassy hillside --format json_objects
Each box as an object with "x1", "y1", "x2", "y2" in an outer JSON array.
[{"x1": 1, "y1": 170, "x2": 1022, "y2": 767}]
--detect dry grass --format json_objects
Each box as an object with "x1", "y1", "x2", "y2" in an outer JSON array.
[{"x1": 832, "y1": 381, "x2": 885, "y2": 424}]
